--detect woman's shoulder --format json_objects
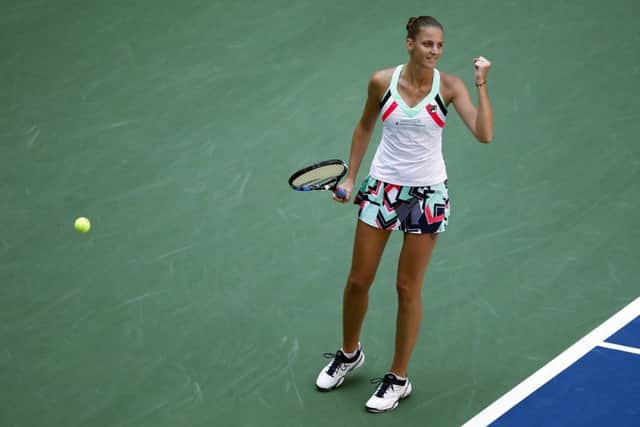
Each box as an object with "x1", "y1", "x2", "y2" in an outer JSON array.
[
  {"x1": 367, "y1": 67, "x2": 396, "y2": 98},
  {"x1": 439, "y1": 71, "x2": 464, "y2": 88},
  {"x1": 438, "y1": 71, "x2": 466, "y2": 102}
]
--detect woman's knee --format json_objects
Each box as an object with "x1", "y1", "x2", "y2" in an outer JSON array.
[
  {"x1": 396, "y1": 276, "x2": 422, "y2": 300},
  {"x1": 345, "y1": 272, "x2": 374, "y2": 293}
]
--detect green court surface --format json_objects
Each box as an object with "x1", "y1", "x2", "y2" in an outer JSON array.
[{"x1": 2, "y1": 1, "x2": 639, "y2": 426}]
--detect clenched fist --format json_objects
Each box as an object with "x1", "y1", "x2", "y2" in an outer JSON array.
[{"x1": 473, "y1": 56, "x2": 491, "y2": 85}]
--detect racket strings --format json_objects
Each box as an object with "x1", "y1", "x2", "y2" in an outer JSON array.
[
  {"x1": 299, "y1": 176, "x2": 336, "y2": 186},
  {"x1": 291, "y1": 164, "x2": 346, "y2": 187}
]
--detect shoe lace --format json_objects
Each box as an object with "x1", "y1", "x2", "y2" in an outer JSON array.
[
  {"x1": 323, "y1": 351, "x2": 349, "y2": 376},
  {"x1": 370, "y1": 374, "x2": 396, "y2": 398}
]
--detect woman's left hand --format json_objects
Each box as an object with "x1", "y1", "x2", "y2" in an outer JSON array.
[{"x1": 473, "y1": 56, "x2": 491, "y2": 84}]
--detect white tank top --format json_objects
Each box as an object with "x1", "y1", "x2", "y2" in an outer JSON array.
[{"x1": 369, "y1": 64, "x2": 448, "y2": 186}]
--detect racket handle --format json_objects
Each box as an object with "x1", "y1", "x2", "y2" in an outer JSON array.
[{"x1": 335, "y1": 187, "x2": 347, "y2": 200}]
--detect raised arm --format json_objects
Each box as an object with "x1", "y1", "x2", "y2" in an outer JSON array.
[{"x1": 447, "y1": 56, "x2": 493, "y2": 143}]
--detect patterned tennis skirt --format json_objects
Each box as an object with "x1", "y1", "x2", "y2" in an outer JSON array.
[{"x1": 353, "y1": 176, "x2": 450, "y2": 234}]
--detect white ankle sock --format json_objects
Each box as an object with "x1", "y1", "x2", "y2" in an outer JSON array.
[
  {"x1": 341, "y1": 343, "x2": 360, "y2": 359},
  {"x1": 390, "y1": 372, "x2": 407, "y2": 381}
]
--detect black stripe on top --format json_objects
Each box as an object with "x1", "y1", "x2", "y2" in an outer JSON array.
[
  {"x1": 435, "y1": 94, "x2": 448, "y2": 116},
  {"x1": 380, "y1": 89, "x2": 391, "y2": 109}
]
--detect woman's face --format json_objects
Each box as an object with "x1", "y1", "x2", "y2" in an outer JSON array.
[{"x1": 407, "y1": 26, "x2": 444, "y2": 69}]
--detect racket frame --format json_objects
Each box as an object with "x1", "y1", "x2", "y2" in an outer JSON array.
[{"x1": 288, "y1": 159, "x2": 348, "y2": 192}]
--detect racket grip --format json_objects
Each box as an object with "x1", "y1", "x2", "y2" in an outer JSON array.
[{"x1": 335, "y1": 187, "x2": 347, "y2": 199}]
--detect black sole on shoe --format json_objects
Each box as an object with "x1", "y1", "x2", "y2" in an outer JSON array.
[
  {"x1": 315, "y1": 377, "x2": 345, "y2": 392},
  {"x1": 365, "y1": 392, "x2": 411, "y2": 413}
]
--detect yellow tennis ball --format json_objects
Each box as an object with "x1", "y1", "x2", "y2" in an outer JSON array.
[{"x1": 74, "y1": 217, "x2": 91, "y2": 233}]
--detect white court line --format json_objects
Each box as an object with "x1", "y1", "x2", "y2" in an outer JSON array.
[
  {"x1": 598, "y1": 341, "x2": 640, "y2": 355},
  {"x1": 462, "y1": 297, "x2": 640, "y2": 427}
]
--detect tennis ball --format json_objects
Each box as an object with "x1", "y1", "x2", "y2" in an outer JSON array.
[{"x1": 74, "y1": 217, "x2": 91, "y2": 233}]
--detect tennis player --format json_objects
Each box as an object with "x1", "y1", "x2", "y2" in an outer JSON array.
[{"x1": 315, "y1": 16, "x2": 494, "y2": 412}]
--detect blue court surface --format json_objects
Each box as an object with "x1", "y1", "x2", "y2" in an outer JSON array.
[{"x1": 463, "y1": 298, "x2": 640, "y2": 426}]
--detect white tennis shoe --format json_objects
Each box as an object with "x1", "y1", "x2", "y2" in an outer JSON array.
[
  {"x1": 365, "y1": 373, "x2": 412, "y2": 413},
  {"x1": 315, "y1": 347, "x2": 365, "y2": 391}
]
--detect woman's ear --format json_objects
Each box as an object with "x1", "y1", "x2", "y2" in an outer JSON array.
[{"x1": 406, "y1": 38, "x2": 414, "y2": 52}]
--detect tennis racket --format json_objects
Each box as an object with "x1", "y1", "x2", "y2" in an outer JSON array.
[{"x1": 288, "y1": 159, "x2": 348, "y2": 199}]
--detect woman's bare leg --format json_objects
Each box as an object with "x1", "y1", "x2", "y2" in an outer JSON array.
[
  {"x1": 342, "y1": 220, "x2": 392, "y2": 353},
  {"x1": 389, "y1": 233, "x2": 439, "y2": 376}
]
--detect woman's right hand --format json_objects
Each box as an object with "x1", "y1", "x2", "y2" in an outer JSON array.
[{"x1": 333, "y1": 179, "x2": 354, "y2": 203}]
